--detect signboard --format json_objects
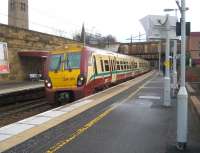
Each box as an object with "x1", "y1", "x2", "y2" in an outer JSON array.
[
  {"x1": 0, "y1": 42, "x2": 10, "y2": 74},
  {"x1": 140, "y1": 15, "x2": 178, "y2": 40}
]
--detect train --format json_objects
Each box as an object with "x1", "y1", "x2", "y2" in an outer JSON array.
[{"x1": 45, "y1": 44, "x2": 151, "y2": 104}]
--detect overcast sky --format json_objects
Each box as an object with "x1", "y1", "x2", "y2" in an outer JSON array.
[{"x1": 0, "y1": 0, "x2": 199, "y2": 42}]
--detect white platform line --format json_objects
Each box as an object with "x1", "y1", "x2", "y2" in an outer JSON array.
[
  {"x1": 139, "y1": 96, "x2": 161, "y2": 100},
  {"x1": 142, "y1": 87, "x2": 163, "y2": 89}
]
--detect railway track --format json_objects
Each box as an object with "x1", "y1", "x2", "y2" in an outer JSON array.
[{"x1": 0, "y1": 98, "x2": 53, "y2": 127}]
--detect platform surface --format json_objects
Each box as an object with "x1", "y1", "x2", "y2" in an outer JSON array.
[
  {"x1": 0, "y1": 81, "x2": 44, "y2": 95},
  {"x1": 1, "y1": 73, "x2": 200, "y2": 153}
]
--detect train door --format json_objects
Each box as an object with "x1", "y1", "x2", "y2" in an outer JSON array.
[
  {"x1": 110, "y1": 57, "x2": 117, "y2": 83},
  {"x1": 93, "y1": 55, "x2": 98, "y2": 88}
]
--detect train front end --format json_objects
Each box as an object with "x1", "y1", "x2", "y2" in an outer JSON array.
[{"x1": 45, "y1": 44, "x2": 87, "y2": 104}]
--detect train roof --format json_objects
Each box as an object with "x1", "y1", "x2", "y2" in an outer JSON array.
[
  {"x1": 86, "y1": 46, "x2": 146, "y2": 61},
  {"x1": 49, "y1": 43, "x2": 148, "y2": 62}
]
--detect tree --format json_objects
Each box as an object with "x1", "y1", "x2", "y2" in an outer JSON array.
[{"x1": 73, "y1": 32, "x2": 117, "y2": 48}]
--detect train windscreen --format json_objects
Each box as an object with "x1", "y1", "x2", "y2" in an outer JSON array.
[
  {"x1": 49, "y1": 54, "x2": 64, "y2": 71},
  {"x1": 65, "y1": 52, "x2": 81, "y2": 69}
]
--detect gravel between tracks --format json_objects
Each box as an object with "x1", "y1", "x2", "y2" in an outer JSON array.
[{"x1": 0, "y1": 100, "x2": 53, "y2": 127}]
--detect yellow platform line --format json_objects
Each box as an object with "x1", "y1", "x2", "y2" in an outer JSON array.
[{"x1": 45, "y1": 75, "x2": 156, "y2": 153}]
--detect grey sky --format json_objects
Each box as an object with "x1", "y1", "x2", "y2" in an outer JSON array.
[{"x1": 0, "y1": 0, "x2": 198, "y2": 42}]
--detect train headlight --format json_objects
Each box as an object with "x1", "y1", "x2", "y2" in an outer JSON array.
[
  {"x1": 45, "y1": 78, "x2": 52, "y2": 88},
  {"x1": 47, "y1": 82, "x2": 52, "y2": 88},
  {"x1": 77, "y1": 74, "x2": 86, "y2": 87}
]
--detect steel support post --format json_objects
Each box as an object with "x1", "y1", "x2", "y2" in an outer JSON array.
[
  {"x1": 164, "y1": 26, "x2": 171, "y2": 107},
  {"x1": 158, "y1": 41, "x2": 161, "y2": 75},
  {"x1": 172, "y1": 40, "x2": 178, "y2": 96},
  {"x1": 177, "y1": 0, "x2": 188, "y2": 150}
]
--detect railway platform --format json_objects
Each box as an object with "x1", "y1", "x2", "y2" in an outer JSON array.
[
  {"x1": 0, "y1": 71, "x2": 200, "y2": 153},
  {"x1": 0, "y1": 81, "x2": 45, "y2": 106},
  {"x1": 0, "y1": 81, "x2": 44, "y2": 95}
]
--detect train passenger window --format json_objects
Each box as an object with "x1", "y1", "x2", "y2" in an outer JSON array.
[
  {"x1": 123, "y1": 61, "x2": 126, "y2": 70},
  {"x1": 100, "y1": 60, "x2": 104, "y2": 72},
  {"x1": 125, "y1": 62, "x2": 128, "y2": 70},
  {"x1": 134, "y1": 62, "x2": 137, "y2": 68},
  {"x1": 120, "y1": 61, "x2": 123, "y2": 70},
  {"x1": 131, "y1": 62, "x2": 134, "y2": 69},
  {"x1": 117, "y1": 61, "x2": 120, "y2": 70},
  {"x1": 104, "y1": 60, "x2": 109, "y2": 71}
]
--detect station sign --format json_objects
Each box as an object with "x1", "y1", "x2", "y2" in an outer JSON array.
[{"x1": 0, "y1": 42, "x2": 10, "y2": 74}]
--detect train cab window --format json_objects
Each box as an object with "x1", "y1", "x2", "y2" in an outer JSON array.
[
  {"x1": 104, "y1": 60, "x2": 109, "y2": 71},
  {"x1": 65, "y1": 52, "x2": 81, "y2": 69},
  {"x1": 100, "y1": 60, "x2": 104, "y2": 72},
  {"x1": 49, "y1": 54, "x2": 64, "y2": 71}
]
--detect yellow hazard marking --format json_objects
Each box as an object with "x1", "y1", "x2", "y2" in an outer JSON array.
[
  {"x1": 45, "y1": 75, "x2": 156, "y2": 153},
  {"x1": 164, "y1": 60, "x2": 170, "y2": 68}
]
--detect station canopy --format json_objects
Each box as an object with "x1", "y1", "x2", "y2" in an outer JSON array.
[
  {"x1": 140, "y1": 15, "x2": 178, "y2": 40},
  {"x1": 18, "y1": 50, "x2": 49, "y2": 58}
]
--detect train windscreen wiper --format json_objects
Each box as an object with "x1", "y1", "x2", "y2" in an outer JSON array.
[
  {"x1": 54, "y1": 56, "x2": 61, "y2": 72},
  {"x1": 66, "y1": 56, "x2": 72, "y2": 71}
]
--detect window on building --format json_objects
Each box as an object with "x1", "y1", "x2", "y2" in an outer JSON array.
[
  {"x1": 21, "y1": 2, "x2": 26, "y2": 11},
  {"x1": 10, "y1": 0, "x2": 15, "y2": 9}
]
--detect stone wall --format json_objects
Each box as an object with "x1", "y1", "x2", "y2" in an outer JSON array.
[{"x1": 0, "y1": 24, "x2": 75, "y2": 82}]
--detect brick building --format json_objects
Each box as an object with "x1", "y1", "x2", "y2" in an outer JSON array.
[
  {"x1": 0, "y1": 24, "x2": 75, "y2": 82},
  {"x1": 188, "y1": 32, "x2": 200, "y2": 66}
]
